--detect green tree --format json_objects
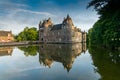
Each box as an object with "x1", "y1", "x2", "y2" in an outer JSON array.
[
  {"x1": 16, "y1": 27, "x2": 39, "y2": 41},
  {"x1": 87, "y1": 0, "x2": 120, "y2": 49}
]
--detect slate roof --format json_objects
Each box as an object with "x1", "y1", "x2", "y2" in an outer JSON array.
[
  {"x1": 0, "y1": 31, "x2": 11, "y2": 36},
  {"x1": 51, "y1": 24, "x2": 62, "y2": 30}
]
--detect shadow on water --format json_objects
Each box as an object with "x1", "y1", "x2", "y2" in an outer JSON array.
[{"x1": 88, "y1": 46, "x2": 120, "y2": 80}]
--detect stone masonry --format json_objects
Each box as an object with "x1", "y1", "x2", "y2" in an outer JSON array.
[{"x1": 39, "y1": 15, "x2": 86, "y2": 43}]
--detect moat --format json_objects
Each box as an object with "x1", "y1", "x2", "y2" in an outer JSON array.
[{"x1": 0, "y1": 44, "x2": 119, "y2": 80}]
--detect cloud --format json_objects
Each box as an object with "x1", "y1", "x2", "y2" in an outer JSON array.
[
  {"x1": 0, "y1": 1, "x2": 26, "y2": 6},
  {"x1": 0, "y1": 50, "x2": 45, "y2": 79},
  {"x1": 0, "y1": 1, "x2": 28, "y2": 11},
  {"x1": 50, "y1": 11, "x2": 99, "y2": 32},
  {"x1": 17, "y1": 9, "x2": 55, "y2": 16},
  {"x1": 70, "y1": 10, "x2": 99, "y2": 32},
  {"x1": 0, "y1": 2, "x2": 56, "y2": 34},
  {"x1": 0, "y1": 0, "x2": 99, "y2": 34}
]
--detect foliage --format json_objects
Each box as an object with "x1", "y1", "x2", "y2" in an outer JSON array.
[
  {"x1": 88, "y1": 45, "x2": 120, "y2": 80},
  {"x1": 87, "y1": 0, "x2": 120, "y2": 48},
  {"x1": 18, "y1": 46, "x2": 39, "y2": 56},
  {"x1": 16, "y1": 27, "x2": 39, "y2": 41}
]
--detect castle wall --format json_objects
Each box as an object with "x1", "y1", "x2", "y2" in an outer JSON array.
[{"x1": 39, "y1": 28, "x2": 85, "y2": 43}]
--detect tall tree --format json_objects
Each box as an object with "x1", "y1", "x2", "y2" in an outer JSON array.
[
  {"x1": 87, "y1": 0, "x2": 120, "y2": 48},
  {"x1": 16, "y1": 27, "x2": 39, "y2": 41}
]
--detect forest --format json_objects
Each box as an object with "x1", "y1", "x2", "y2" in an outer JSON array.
[{"x1": 87, "y1": 0, "x2": 120, "y2": 49}]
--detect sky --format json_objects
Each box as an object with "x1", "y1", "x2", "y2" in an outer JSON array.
[{"x1": 0, "y1": 0, "x2": 99, "y2": 34}]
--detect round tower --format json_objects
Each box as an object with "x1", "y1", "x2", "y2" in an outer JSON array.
[
  {"x1": 62, "y1": 14, "x2": 74, "y2": 29},
  {"x1": 39, "y1": 21, "x2": 44, "y2": 41}
]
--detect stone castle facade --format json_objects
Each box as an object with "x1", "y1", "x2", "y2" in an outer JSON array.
[{"x1": 39, "y1": 15, "x2": 86, "y2": 43}]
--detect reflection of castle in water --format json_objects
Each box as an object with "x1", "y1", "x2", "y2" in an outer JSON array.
[
  {"x1": 0, "y1": 47, "x2": 13, "y2": 56},
  {"x1": 38, "y1": 43, "x2": 86, "y2": 72}
]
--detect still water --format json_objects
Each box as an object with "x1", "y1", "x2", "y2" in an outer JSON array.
[{"x1": 0, "y1": 43, "x2": 119, "y2": 80}]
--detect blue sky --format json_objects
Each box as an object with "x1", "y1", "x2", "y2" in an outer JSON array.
[{"x1": 0, "y1": 0, "x2": 99, "y2": 34}]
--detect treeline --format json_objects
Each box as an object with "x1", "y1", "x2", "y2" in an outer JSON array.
[
  {"x1": 15, "y1": 27, "x2": 39, "y2": 41},
  {"x1": 87, "y1": 0, "x2": 120, "y2": 49}
]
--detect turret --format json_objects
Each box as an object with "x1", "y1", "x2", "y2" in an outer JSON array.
[
  {"x1": 39, "y1": 20, "x2": 44, "y2": 41},
  {"x1": 39, "y1": 21, "x2": 42, "y2": 28},
  {"x1": 48, "y1": 17, "x2": 51, "y2": 21},
  {"x1": 62, "y1": 14, "x2": 74, "y2": 26},
  {"x1": 67, "y1": 14, "x2": 70, "y2": 19},
  {"x1": 39, "y1": 18, "x2": 53, "y2": 42},
  {"x1": 41, "y1": 18, "x2": 53, "y2": 28}
]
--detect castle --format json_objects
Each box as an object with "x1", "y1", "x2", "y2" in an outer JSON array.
[{"x1": 39, "y1": 15, "x2": 86, "y2": 43}]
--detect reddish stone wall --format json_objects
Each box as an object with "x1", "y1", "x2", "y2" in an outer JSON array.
[{"x1": 0, "y1": 33, "x2": 14, "y2": 42}]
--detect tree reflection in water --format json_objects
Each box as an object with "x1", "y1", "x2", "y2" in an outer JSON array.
[
  {"x1": 18, "y1": 46, "x2": 39, "y2": 56},
  {"x1": 89, "y1": 46, "x2": 120, "y2": 80},
  {"x1": 1, "y1": 44, "x2": 120, "y2": 80}
]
